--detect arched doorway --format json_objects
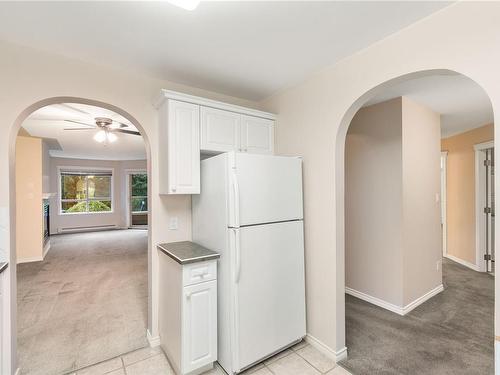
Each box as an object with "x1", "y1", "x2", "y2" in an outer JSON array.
[
  {"x1": 334, "y1": 70, "x2": 495, "y2": 373},
  {"x1": 9, "y1": 97, "x2": 153, "y2": 374}
]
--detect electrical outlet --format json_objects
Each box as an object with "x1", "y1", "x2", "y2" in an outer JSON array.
[{"x1": 169, "y1": 217, "x2": 178, "y2": 230}]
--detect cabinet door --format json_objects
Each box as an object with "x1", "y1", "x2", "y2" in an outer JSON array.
[
  {"x1": 167, "y1": 100, "x2": 200, "y2": 194},
  {"x1": 240, "y1": 115, "x2": 274, "y2": 154},
  {"x1": 182, "y1": 280, "x2": 217, "y2": 373},
  {"x1": 201, "y1": 107, "x2": 240, "y2": 152}
]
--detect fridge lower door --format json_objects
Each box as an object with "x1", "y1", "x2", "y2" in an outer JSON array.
[{"x1": 232, "y1": 220, "x2": 306, "y2": 372}]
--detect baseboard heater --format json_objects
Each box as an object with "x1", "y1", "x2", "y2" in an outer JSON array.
[{"x1": 58, "y1": 224, "x2": 118, "y2": 234}]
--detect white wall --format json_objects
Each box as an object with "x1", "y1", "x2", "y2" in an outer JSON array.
[
  {"x1": 41, "y1": 140, "x2": 50, "y2": 194},
  {"x1": 261, "y1": 1, "x2": 500, "y2": 355},
  {"x1": 401, "y1": 97, "x2": 442, "y2": 306},
  {"x1": 345, "y1": 97, "x2": 441, "y2": 310},
  {"x1": 0, "y1": 39, "x2": 262, "y2": 374},
  {"x1": 49, "y1": 157, "x2": 146, "y2": 233},
  {"x1": 345, "y1": 98, "x2": 404, "y2": 307}
]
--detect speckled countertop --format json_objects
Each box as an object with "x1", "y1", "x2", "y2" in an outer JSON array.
[{"x1": 157, "y1": 241, "x2": 220, "y2": 265}]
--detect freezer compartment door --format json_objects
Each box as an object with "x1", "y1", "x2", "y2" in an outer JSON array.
[
  {"x1": 232, "y1": 221, "x2": 306, "y2": 372},
  {"x1": 229, "y1": 153, "x2": 303, "y2": 227}
]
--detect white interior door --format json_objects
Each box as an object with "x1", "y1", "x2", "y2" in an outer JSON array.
[
  {"x1": 233, "y1": 221, "x2": 306, "y2": 371},
  {"x1": 230, "y1": 153, "x2": 303, "y2": 227}
]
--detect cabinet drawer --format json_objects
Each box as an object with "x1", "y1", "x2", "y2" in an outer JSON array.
[{"x1": 183, "y1": 261, "x2": 217, "y2": 286}]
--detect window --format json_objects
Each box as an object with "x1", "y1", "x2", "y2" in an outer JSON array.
[
  {"x1": 60, "y1": 170, "x2": 113, "y2": 214},
  {"x1": 130, "y1": 173, "x2": 148, "y2": 213},
  {"x1": 129, "y1": 173, "x2": 148, "y2": 227}
]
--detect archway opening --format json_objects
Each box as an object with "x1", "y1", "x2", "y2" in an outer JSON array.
[
  {"x1": 10, "y1": 98, "x2": 152, "y2": 375},
  {"x1": 335, "y1": 70, "x2": 495, "y2": 374}
]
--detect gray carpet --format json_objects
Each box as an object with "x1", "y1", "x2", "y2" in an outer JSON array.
[
  {"x1": 17, "y1": 229, "x2": 149, "y2": 375},
  {"x1": 340, "y1": 258, "x2": 494, "y2": 375}
]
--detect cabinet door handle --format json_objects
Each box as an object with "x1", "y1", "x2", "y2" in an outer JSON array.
[{"x1": 186, "y1": 292, "x2": 192, "y2": 300}]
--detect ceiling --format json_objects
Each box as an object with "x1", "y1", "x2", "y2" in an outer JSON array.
[
  {"x1": 364, "y1": 74, "x2": 493, "y2": 138},
  {"x1": 0, "y1": 1, "x2": 451, "y2": 101},
  {"x1": 22, "y1": 103, "x2": 147, "y2": 161}
]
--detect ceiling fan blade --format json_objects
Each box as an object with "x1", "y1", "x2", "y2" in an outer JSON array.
[
  {"x1": 114, "y1": 129, "x2": 141, "y2": 136},
  {"x1": 111, "y1": 120, "x2": 129, "y2": 128},
  {"x1": 63, "y1": 128, "x2": 96, "y2": 131},
  {"x1": 64, "y1": 119, "x2": 96, "y2": 127}
]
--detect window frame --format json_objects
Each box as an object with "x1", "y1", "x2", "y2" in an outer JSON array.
[
  {"x1": 58, "y1": 166, "x2": 114, "y2": 215},
  {"x1": 130, "y1": 172, "x2": 148, "y2": 215}
]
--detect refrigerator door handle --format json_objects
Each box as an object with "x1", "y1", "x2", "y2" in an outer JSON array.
[
  {"x1": 231, "y1": 170, "x2": 240, "y2": 227},
  {"x1": 234, "y1": 229, "x2": 242, "y2": 283}
]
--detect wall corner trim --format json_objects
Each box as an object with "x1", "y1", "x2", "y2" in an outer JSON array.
[
  {"x1": 305, "y1": 334, "x2": 347, "y2": 362},
  {"x1": 345, "y1": 284, "x2": 444, "y2": 316},
  {"x1": 402, "y1": 284, "x2": 444, "y2": 315},
  {"x1": 147, "y1": 329, "x2": 161, "y2": 348},
  {"x1": 444, "y1": 254, "x2": 480, "y2": 272}
]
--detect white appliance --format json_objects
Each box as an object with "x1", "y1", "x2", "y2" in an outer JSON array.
[{"x1": 192, "y1": 152, "x2": 306, "y2": 375}]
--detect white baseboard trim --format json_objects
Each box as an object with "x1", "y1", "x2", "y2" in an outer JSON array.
[
  {"x1": 17, "y1": 255, "x2": 44, "y2": 264},
  {"x1": 58, "y1": 224, "x2": 118, "y2": 234},
  {"x1": 43, "y1": 240, "x2": 51, "y2": 259},
  {"x1": 444, "y1": 254, "x2": 480, "y2": 272},
  {"x1": 402, "y1": 284, "x2": 444, "y2": 315},
  {"x1": 345, "y1": 287, "x2": 403, "y2": 315},
  {"x1": 346, "y1": 284, "x2": 444, "y2": 316},
  {"x1": 147, "y1": 329, "x2": 161, "y2": 347},
  {"x1": 15, "y1": 368, "x2": 20, "y2": 375},
  {"x1": 305, "y1": 334, "x2": 347, "y2": 362}
]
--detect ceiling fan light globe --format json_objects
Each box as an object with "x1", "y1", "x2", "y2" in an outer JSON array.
[
  {"x1": 94, "y1": 130, "x2": 107, "y2": 143},
  {"x1": 107, "y1": 132, "x2": 118, "y2": 143}
]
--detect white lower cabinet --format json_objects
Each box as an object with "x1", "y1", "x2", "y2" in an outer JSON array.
[
  {"x1": 159, "y1": 251, "x2": 218, "y2": 375},
  {"x1": 183, "y1": 280, "x2": 217, "y2": 374}
]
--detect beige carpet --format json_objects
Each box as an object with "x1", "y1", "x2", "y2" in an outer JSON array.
[{"x1": 17, "y1": 229, "x2": 149, "y2": 375}]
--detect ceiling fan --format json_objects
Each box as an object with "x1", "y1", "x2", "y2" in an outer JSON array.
[{"x1": 64, "y1": 117, "x2": 141, "y2": 143}]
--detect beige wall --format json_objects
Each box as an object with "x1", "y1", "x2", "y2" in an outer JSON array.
[
  {"x1": 401, "y1": 97, "x2": 442, "y2": 306},
  {"x1": 15, "y1": 136, "x2": 43, "y2": 263},
  {"x1": 49, "y1": 157, "x2": 147, "y2": 234},
  {"x1": 2, "y1": 2, "x2": 500, "y2": 371},
  {"x1": 441, "y1": 124, "x2": 494, "y2": 264},
  {"x1": 345, "y1": 98, "x2": 404, "y2": 306},
  {"x1": 261, "y1": 2, "x2": 500, "y2": 353},
  {"x1": 0, "y1": 38, "x2": 262, "y2": 373},
  {"x1": 345, "y1": 97, "x2": 441, "y2": 309}
]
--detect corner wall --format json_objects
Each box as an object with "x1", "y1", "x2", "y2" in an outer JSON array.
[
  {"x1": 401, "y1": 97, "x2": 442, "y2": 306},
  {"x1": 441, "y1": 124, "x2": 494, "y2": 265},
  {"x1": 345, "y1": 97, "x2": 442, "y2": 310},
  {"x1": 345, "y1": 98, "x2": 404, "y2": 307}
]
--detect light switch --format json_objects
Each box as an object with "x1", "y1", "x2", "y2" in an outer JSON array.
[
  {"x1": 435, "y1": 193, "x2": 440, "y2": 203},
  {"x1": 169, "y1": 217, "x2": 178, "y2": 230}
]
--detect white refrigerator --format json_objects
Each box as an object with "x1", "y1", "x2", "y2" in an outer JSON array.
[{"x1": 192, "y1": 152, "x2": 306, "y2": 375}]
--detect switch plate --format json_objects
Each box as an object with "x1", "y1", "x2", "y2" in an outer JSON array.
[{"x1": 169, "y1": 217, "x2": 178, "y2": 230}]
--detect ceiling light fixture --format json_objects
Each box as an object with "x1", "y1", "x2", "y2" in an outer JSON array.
[
  {"x1": 166, "y1": 0, "x2": 200, "y2": 11},
  {"x1": 94, "y1": 130, "x2": 117, "y2": 144}
]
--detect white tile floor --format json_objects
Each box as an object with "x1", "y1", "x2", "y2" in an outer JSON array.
[{"x1": 69, "y1": 341, "x2": 353, "y2": 375}]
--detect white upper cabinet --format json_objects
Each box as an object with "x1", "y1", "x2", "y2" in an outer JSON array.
[
  {"x1": 158, "y1": 99, "x2": 200, "y2": 194},
  {"x1": 156, "y1": 90, "x2": 276, "y2": 194},
  {"x1": 201, "y1": 107, "x2": 241, "y2": 152},
  {"x1": 240, "y1": 115, "x2": 274, "y2": 154}
]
